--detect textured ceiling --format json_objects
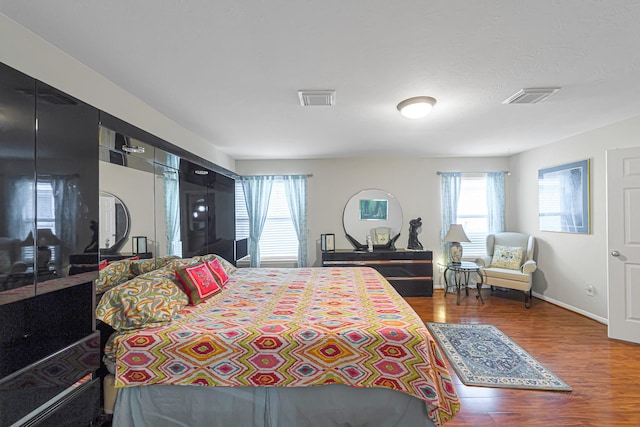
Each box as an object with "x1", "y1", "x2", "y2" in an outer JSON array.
[{"x1": 2, "y1": 1, "x2": 640, "y2": 160}]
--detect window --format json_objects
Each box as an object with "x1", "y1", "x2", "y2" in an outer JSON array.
[
  {"x1": 235, "y1": 180, "x2": 298, "y2": 261},
  {"x1": 457, "y1": 174, "x2": 489, "y2": 258},
  {"x1": 20, "y1": 180, "x2": 57, "y2": 262}
]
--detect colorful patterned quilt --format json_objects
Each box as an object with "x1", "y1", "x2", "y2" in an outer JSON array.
[{"x1": 105, "y1": 267, "x2": 460, "y2": 425}]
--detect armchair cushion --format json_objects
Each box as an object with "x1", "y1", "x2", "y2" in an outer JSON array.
[{"x1": 490, "y1": 245, "x2": 524, "y2": 270}]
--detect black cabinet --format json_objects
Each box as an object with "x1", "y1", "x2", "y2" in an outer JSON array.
[
  {"x1": 0, "y1": 62, "x2": 36, "y2": 293},
  {"x1": 179, "y1": 159, "x2": 236, "y2": 263},
  {"x1": 322, "y1": 250, "x2": 433, "y2": 297},
  {"x1": 0, "y1": 62, "x2": 100, "y2": 426},
  {"x1": 36, "y1": 80, "x2": 99, "y2": 280}
]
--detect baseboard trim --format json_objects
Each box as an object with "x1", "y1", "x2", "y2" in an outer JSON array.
[
  {"x1": 532, "y1": 291, "x2": 608, "y2": 325},
  {"x1": 433, "y1": 284, "x2": 608, "y2": 325}
]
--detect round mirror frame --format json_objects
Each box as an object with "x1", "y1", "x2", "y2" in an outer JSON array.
[
  {"x1": 342, "y1": 189, "x2": 403, "y2": 251},
  {"x1": 99, "y1": 191, "x2": 131, "y2": 255}
]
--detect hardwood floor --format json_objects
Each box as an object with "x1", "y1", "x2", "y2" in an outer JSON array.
[{"x1": 405, "y1": 288, "x2": 640, "y2": 427}]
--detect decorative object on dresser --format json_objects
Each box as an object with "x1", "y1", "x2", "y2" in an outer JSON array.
[
  {"x1": 343, "y1": 189, "x2": 402, "y2": 251},
  {"x1": 443, "y1": 224, "x2": 470, "y2": 264},
  {"x1": 407, "y1": 217, "x2": 424, "y2": 250},
  {"x1": 322, "y1": 249, "x2": 433, "y2": 297},
  {"x1": 132, "y1": 236, "x2": 148, "y2": 254},
  {"x1": 320, "y1": 233, "x2": 335, "y2": 252}
]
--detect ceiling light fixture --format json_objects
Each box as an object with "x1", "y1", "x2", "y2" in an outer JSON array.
[
  {"x1": 397, "y1": 96, "x2": 437, "y2": 119},
  {"x1": 121, "y1": 145, "x2": 145, "y2": 154}
]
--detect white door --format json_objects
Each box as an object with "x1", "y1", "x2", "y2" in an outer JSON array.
[
  {"x1": 100, "y1": 195, "x2": 116, "y2": 249},
  {"x1": 607, "y1": 147, "x2": 640, "y2": 344}
]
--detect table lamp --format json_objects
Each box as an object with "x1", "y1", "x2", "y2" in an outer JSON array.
[
  {"x1": 23, "y1": 229, "x2": 62, "y2": 271},
  {"x1": 444, "y1": 224, "x2": 470, "y2": 264}
]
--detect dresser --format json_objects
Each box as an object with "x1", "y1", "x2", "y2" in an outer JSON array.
[{"x1": 321, "y1": 249, "x2": 433, "y2": 297}]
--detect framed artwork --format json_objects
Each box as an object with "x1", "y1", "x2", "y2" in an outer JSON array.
[
  {"x1": 538, "y1": 159, "x2": 590, "y2": 233},
  {"x1": 359, "y1": 199, "x2": 388, "y2": 220}
]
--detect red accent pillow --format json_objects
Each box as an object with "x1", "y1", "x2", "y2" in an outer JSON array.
[
  {"x1": 128, "y1": 256, "x2": 140, "y2": 261},
  {"x1": 206, "y1": 259, "x2": 229, "y2": 287},
  {"x1": 99, "y1": 260, "x2": 109, "y2": 270},
  {"x1": 176, "y1": 262, "x2": 222, "y2": 305}
]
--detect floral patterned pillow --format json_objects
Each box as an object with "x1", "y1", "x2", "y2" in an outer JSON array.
[
  {"x1": 96, "y1": 275, "x2": 188, "y2": 331},
  {"x1": 213, "y1": 255, "x2": 237, "y2": 276},
  {"x1": 490, "y1": 245, "x2": 524, "y2": 270},
  {"x1": 206, "y1": 259, "x2": 229, "y2": 287},
  {"x1": 192, "y1": 254, "x2": 238, "y2": 276},
  {"x1": 176, "y1": 262, "x2": 222, "y2": 305}
]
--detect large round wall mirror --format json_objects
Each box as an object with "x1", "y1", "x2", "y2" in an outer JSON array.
[
  {"x1": 342, "y1": 189, "x2": 403, "y2": 251},
  {"x1": 99, "y1": 191, "x2": 131, "y2": 254}
]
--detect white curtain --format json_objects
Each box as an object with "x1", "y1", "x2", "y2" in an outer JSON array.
[
  {"x1": 486, "y1": 172, "x2": 506, "y2": 234},
  {"x1": 440, "y1": 172, "x2": 461, "y2": 264},
  {"x1": 283, "y1": 175, "x2": 308, "y2": 267},
  {"x1": 8, "y1": 177, "x2": 34, "y2": 243},
  {"x1": 51, "y1": 175, "x2": 79, "y2": 271},
  {"x1": 163, "y1": 154, "x2": 182, "y2": 257},
  {"x1": 241, "y1": 176, "x2": 275, "y2": 267}
]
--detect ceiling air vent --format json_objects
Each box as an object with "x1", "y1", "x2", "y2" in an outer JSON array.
[
  {"x1": 298, "y1": 90, "x2": 336, "y2": 106},
  {"x1": 502, "y1": 87, "x2": 561, "y2": 104}
]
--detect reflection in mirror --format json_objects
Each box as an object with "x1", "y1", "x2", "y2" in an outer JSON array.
[
  {"x1": 0, "y1": 64, "x2": 36, "y2": 298},
  {"x1": 99, "y1": 125, "x2": 156, "y2": 260},
  {"x1": 98, "y1": 191, "x2": 130, "y2": 254},
  {"x1": 155, "y1": 157, "x2": 182, "y2": 258},
  {"x1": 343, "y1": 189, "x2": 403, "y2": 251}
]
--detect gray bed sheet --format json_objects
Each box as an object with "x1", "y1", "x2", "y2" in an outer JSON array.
[{"x1": 113, "y1": 384, "x2": 437, "y2": 427}]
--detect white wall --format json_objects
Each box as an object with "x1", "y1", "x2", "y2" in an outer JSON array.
[
  {"x1": 510, "y1": 115, "x2": 640, "y2": 322},
  {"x1": 236, "y1": 157, "x2": 510, "y2": 275},
  {"x1": 99, "y1": 162, "x2": 167, "y2": 257},
  {"x1": 239, "y1": 112, "x2": 640, "y2": 324},
  {"x1": 0, "y1": 13, "x2": 235, "y2": 172}
]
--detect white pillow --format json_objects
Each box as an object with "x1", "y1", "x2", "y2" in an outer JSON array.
[{"x1": 490, "y1": 245, "x2": 524, "y2": 270}]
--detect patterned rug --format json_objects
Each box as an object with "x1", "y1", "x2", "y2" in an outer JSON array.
[{"x1": 426, "y1": 322, "x2": 571, "y2": 392}]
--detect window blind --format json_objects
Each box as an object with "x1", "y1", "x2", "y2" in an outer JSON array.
[
  {"x1": 235, "y1": 180, "x2": 298, "y2": 261},
  {"x1": 457, "y1": 174, "x2": 488, "y2": 257}
]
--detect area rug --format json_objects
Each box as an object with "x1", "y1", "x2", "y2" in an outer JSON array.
[{"x1": 426, "y1": 322, "x2": 571, "y2": 391}]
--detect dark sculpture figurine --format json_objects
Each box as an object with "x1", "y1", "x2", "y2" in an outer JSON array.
[
  {"x1": 407, "y1": 217, "x2": 423, "y2": 250},
  {"x1": 83, "y1": 220, "x2": 99, "y2": 253}
]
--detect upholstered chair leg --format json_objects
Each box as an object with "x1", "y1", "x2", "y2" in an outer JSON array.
[{"x1": 524, "y1": 291, "x2": 531, "y2": 309}]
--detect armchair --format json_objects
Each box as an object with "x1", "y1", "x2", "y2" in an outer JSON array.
[
  {"x1": 0, "y1": 237, "x2": 29, "y2": 290},
  {"x1": 475, "y1": 232, "x2": 537, "y2": 308}
]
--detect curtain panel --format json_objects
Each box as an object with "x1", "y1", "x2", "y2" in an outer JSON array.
[{"x1": 440, "y1": 173, "x2": 461, "y2": 264}]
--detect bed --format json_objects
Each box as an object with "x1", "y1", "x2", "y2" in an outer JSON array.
[{"x1": 97, "y1": 257, "x2": 460, "y2": 426}]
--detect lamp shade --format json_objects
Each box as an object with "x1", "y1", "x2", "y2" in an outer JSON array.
[
  {"x1": 23, "y1": 229, "x2": 62, "y2": 247},
  {"x1": 443, "y1": 224, "x2": 470, "y2": 243},
  {"x1": 443, "y1": 224, "x2": 469, "y2": 264},
  {"x1": 36, "y1": 229, "x2": 62, "y2": 246}
]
